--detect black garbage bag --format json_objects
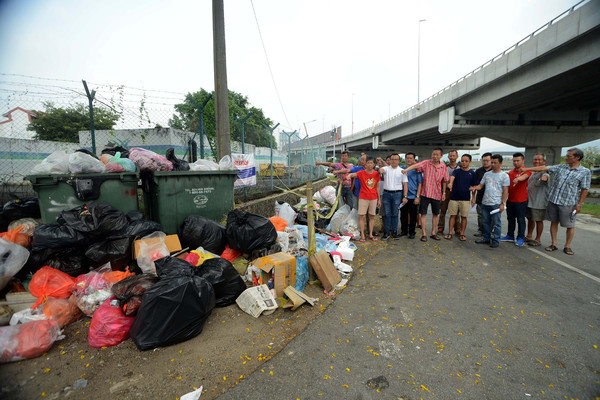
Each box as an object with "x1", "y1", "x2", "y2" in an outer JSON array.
[
  {"x1": 57, "y1": 202, "x2": 128, "y2": 239},
  {"x1": 101, "y1": 146, "x2": 130, "y2": 159},
  {"x1": 129, "y1": 274, "x2": 215, "y2": 350},
  {"x1": 106, "y1": 211, "x2": 162, "y2": 240},
  {"x1": 22, "y1": 247, "x2": 89, "y2": 277},
  {"x1": 179, "y1": 216, "x2": 227, "y2": 255},
  {"x1": 165, "y1": 148, "x2": 190, "y2": 171},
  {"x1": 85, "y1": 237, "x2": 131, "y2": 269},
  {"x1": 194, "y1": 258, "x2": 246, "y2": 307},
  {"x1": 32, "y1": 224, "x2": 87, "y2": 250},
  {"x1": 225, "y1": 209, "x2": 277, "y2": 254},
  {"x1": 0, "y1": 198, "x2": 41, "y2": 231},
  {"x1": 296, "y1": 209, "x2": 331, "y2": 230},
  {"x1": 111, "y1": 273, "x2": 159, "y2": 317},
  {"x1": 154, "y1": 256, "x2": 194, "y2": 278}
]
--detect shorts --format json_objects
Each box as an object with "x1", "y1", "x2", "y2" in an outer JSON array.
[
  {"x1": 544, "y1": 202, "x2": 576, "y2": 228},
  {"x1": 526, "y1": 207, "x2": 545, "y2": 222},
  {"x1": 358, "y1": 198, "x2": 378, "y2": 215},
  {"x1": 448, "y1": 200, "x2": 470, "y2": 216},
  {"x1": 419, "y1": 196, "x2": 441, "y2": 215}
]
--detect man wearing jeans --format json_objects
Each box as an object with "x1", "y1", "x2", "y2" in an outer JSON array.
[
  {"x1": 470, "y1": 154, "x2": 510, "y2": 248},
  {"x1": 500, "y1": 152, "x2": 531, "y2": 247},
  {"x1": 379, "y1": 154, "x2": 408, "y2": 240},
  {"x1": 400, "y1": 152, "x2": 423, "y2": 239},
  {"x1": 474, "y1": 153, "x2": 492, "y2": 237}
]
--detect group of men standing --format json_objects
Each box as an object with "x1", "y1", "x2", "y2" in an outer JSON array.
[{"x1": 317, "y1": 147, "x2": 591, "y2": 255}]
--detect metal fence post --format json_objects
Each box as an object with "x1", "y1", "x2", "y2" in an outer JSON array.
[
  {"x1": 280, "y1": 130, "x2": 298, "y2": 187},
  {"x1": 262, "y1": 122, "x2": 280, "y2": 191},
  {"x1": 187, "y1": 95, "x2": 213, "y2": 160},
  {"x1": 235, "y1": 112, "x2": 252, "y2": 198}
]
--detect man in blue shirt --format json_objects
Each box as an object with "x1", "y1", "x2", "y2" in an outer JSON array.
[
  {"x1": 445, "y1": 154, "x2": 478, "y2": 241},
  {"x1": 400, "y1": 152, "x2": 423, "y2": 239}
]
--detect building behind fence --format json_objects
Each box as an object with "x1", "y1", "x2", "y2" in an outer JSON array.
[{"x1": 0, "y1": 76, "x2": 326, "y2": 204}]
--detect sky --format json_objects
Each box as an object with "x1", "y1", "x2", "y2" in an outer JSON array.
[{"x1": 1, "y1": 0, "x2": 598, "y2": 153}]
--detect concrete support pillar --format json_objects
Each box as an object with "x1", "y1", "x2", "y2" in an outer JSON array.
[{"x1": 524, "y1": 146, "x2": 562, "y2": 166}]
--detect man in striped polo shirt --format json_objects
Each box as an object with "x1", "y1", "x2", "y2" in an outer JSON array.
[{"x1": 402, "y1": 147, "x2": 450, "y2": 241}]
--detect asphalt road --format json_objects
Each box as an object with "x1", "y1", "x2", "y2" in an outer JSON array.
[{"x1": 218, "y1": 212, "x2": 600, "y2": 400}]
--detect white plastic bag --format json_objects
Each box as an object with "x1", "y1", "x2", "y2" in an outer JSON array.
[
  {"x1": 219, "y1": 155, "x2": 234, "y2": 170},
  {"x1": 137, "y1": 232, "x2": 169, "y2": 274},
  {"x1": 313, "y1": 191, "x2": 325, "y2": 203},
  {"x1": 189, "y1": 159, "x2": 219, "y2": 171},
  {"x1": 319, "y1": 185, "x2": 337, "y2": 206},
  {"x1": 276, "y1": 231, "x2": 290, "y2": 253},
  {"x1": 341, "y1": 209, "x2": 360, "y2": 239},
  {"x1": 329, "y1": 205, "x2": 351, "y2": 234},
  {"x1": 30, "y1": 151, "x2": 70, "y2": 174},
  {"x1": 274, "y1": 202, "x2": 297, "y2": 227},
  {"x1": 68, "y1": 152, "x2": 105, "y2": 174},
  {"x1": 0, "y1": 238, "x2": 30, "y2": 292}
]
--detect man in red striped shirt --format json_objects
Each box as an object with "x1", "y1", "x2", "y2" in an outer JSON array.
[{"x1": 402, "y1": 147, "x2": 450, "y2": 241}]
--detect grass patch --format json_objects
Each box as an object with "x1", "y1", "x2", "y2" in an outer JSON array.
[{"x1": 581, "y1": 203, "x2": 600, "y2": 218}]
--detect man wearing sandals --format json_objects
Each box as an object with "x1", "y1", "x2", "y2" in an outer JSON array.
[
  {"x1": 470, "y1": 154, "x2": 510, "y2": 248},
  {"x1": 520, "y1": 147, "x2": 591, "y2": 255},
  {"x1": 348, "y1": 157, "x2": 381, "y2": 242},
  {"x1": 445, "y1": 154, "x2": 478, "y2": 242},
  {"x1": 402, "y1": 147, "x2": 449, "y2": 242},
  {"x1": 525, "y1": 153, "x2": 550, "y2": 247}
]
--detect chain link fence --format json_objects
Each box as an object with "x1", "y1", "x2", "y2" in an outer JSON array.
[{"x1": 0, "y1": 75, "x2": 325, "y2": 204}]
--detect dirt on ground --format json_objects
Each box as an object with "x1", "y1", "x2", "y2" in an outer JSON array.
[{"x1": 0, "y1": 282, "x2": 334, "y2": 400}]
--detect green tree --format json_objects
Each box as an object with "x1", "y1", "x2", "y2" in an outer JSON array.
[
  {"x1": 169, "y1": 89, "x2": 276, "y2": 157},
  {"x1": 27, "y1": 102, "x2": 120, "y2": 142},
  {"x1": 582, "y1": 145, "x2": 600, "y2": 168}
]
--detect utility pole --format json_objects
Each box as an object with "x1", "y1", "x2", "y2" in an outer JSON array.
[
  {"x1": 82, "y1": 80, "x2": 96, "y2": 154},
  {"x1": 213, "y1": 0, "x2": 231, "y2": 160}
]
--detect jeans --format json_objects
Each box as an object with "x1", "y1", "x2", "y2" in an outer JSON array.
[
  {"x1": 382, "y1": 191, "x2": 402, "y2": 233},
  {"x1": 341, "y1": 188, "x2": 353, "y2": 209},
  {"x1": 476, "y1": 204, "x2": 483, "y2": 233},
  {"x1": 482, "y1": 204, "x2": 502, "y2": 245},
  {"x1": 400, "y1": 198, "x2": 418, "y2": 235},
  {"x1": 506, "y1": 201, "x2": 527, "y2": 239}
]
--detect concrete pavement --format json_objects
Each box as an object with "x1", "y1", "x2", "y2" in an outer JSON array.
[{"x1": 218, "y1": 213, "x2": 600, "y2": 399}]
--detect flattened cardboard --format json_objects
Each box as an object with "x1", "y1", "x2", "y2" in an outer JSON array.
[
  {"x1": 282, "y1": 286, "x2": 315, "y2": 310},
  {"x1": 134, "y1": 234, "x2": 182, "y2": 259},
  {"x1": 309, "y1": 250, "x2": 341, "y2": 292},
  {"x1": 252, "y1": 252, "x2": 296, "y2": 298}
]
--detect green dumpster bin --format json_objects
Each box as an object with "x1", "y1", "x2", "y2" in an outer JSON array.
[
  {"x1": 25, "y1": 171, "x2": 140, "y2": 224},
  {"x1": 143, "y1": 170, "x2": 238, "y2": 235}
]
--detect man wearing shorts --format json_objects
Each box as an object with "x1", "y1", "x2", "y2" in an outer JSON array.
[
  {"x1": 521, "y1": 147, "x2": 590, "y2": 255},
  {"x1": 445, "y1": 154, "x2": 478, "y2": 241},
  {"x1": 470, "y1": 154, "x2": 510, "y2": 248},
  {"x1": 402, "y1": 147, "x2": 449, "y2": 241},
  {"x1": 348, "y1": 157, "x2": 381, "y2": 242},
  {"x1": 438, "y1": 150, "x2": 461, "y2": 235},
  {"x1": 525, "y1": 153, "x2": 549, "y2": 246}
]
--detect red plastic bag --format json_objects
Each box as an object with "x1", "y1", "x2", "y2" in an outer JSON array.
[
  {"x1": 42, "y1": 295, "x2": 82, "y2": 328},
  {"x1": 0, "y1": 320, "x2": 61, "y2": 363},
  {"x1": 29, "y1": 266, "x2": 77, "y2": 308},
  {"x1": 88, "y1": 297, "x2": 135, "y2": 348},
  {"x1": 269, "y1": 216, "x2": 288, "y2": 232},
  {"x1": 220, "y1": 244, "x2": 241, "y2": 262},
  {"x1": 0, "y1": 226, "x2": 31, "y2": 247}
]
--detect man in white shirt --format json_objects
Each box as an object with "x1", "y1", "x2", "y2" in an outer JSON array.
[{"x1": 379, "y1": 153, "x2": 408, "y2": 240}]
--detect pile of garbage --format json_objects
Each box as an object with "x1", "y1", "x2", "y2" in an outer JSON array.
[
  {"x1": 29, "y1": 146, "x2": 235, "y2": 175},
  {"x1": 0, "y1": 183, "x2": 358, "y2": 362}
]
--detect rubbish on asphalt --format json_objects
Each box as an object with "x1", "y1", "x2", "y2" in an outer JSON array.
[
  {"x1": 72, "y1": 263, "x2": 118, "y2": 316},
  {"x1": 251, "y1": 252, "x2": 296, "y2": 298},
  {"x1": 282, "y1": 285, "x2": 315, "y2": 311},
  {"x1": 309, "y1": 249, "x2": 342, "y2": 292},
  {"x1": 236, "y1": 284, "x2": 278, "y2": 318},
  {"x1": 42, "y1": 295, "x2": 82, "y2": 328},
  {"x1": 135, "y1": 232, "x2": 170, "y2": 274},
  {"x1": 193, "y1": 258, "x2": 246, "y2": 308},
  {"x1": 274, "y1": 201, "x2": 297, "y2": 226},
  {"x1": 111, "y1": 273, "x2": 160, "y2": 317},
  {"x1": 0, "y1": 237, "x2": 30, "y2": 291},
  {"x1": 178, "y1": 215, "x2": 227, "y2": 256},
  {"x1": 0, "y1": 319, "x2": 62, "y2": 363},
  {"x1": 29, "y1": 266, "x2": 77, "y2": 308},
  {"x1": 88, "y1": 297, "x2": 135, "y2": 348},
  {"x1": 226, "y1": 209, "x2": 277, "y2": 254},
  {"x1": 180, "y1": 386, "x2": 203, "y2": 400}
]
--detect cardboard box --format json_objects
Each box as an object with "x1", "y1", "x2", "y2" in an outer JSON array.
[
  {"x1": 236, "y1": 285, "x2": 278, "y2": 318},
  {"x1": 134, "y1": 234, "x2": 182, "y2": 259},
  {"x1": 309, "y1": 250, "x2": 341, "y2": 292},
  {"x1": 282, "y1": 286, "x2": 315, "y2": 311},
  {"x1": 251, "y1": 252, "x2": 296, "y2": 298}
]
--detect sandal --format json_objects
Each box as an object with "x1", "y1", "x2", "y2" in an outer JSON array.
[
  {"x1": 430, "y1": 235, "x2": 441, "y2": 241},
  {"x1": 369, "y1": 236, "x2": 379, "y2": 242},
  {"x1": 563, "y1": 247, "x2": 574, "y2": 255},
  {"x1": 420, "y1": 236, "x2": 427, "y2": 242},
  {"x1": 545, "y1": 245, "x2": 558, "y2": 252},
  {"x1": 459, "y1": 235, "x2": 467, "y2": 241},
  {"x1": 359, "y1": 238, "x2": 366, "y2": 243},
  {"x1": 444, "y1": 234, "x2": 452, "y2": 240},
  {"x1": 528, "y1": 240, "x2": 541, "y2": 247}
]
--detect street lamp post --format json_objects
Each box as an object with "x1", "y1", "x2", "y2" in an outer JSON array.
[{"x1": 418, "y1": 19, "x2": 426, "y2": 105}]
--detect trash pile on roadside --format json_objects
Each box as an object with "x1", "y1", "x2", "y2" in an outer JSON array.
[{"x1": 0, "y1": 148, "x2": 358, "y2": 363}]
